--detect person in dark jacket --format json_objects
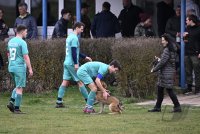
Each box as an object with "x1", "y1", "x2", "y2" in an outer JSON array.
[
  {"x1": 91, "y1": 2, "x2": 120, "y2": 38},
  {"x1": 148, "y1": 33, "x2": 181, "y2": 113},
  {"x1": 81, "y1": 3, "x2": 91, "y2": 38},
  {"x1": 0, "y1": 9, "x2": 9, "y2": 41},
  {"x1": 118, "y1": 0, "x2": 143, "y2": 37},
  {"x1": 165, "y1": 5, "x2": 181, "y2": 39},
  {"x1": 165, "y1": 5, "x2": 181, "y2": 81},
  {"x1": 14, "y1": 3, "x2": 38, "y2": 40},
  {"x1": 157, "y1": 0, "x2": 175, "y2": 37},
  {"x1": 52, "y1": 9, "x2": 72, "y2": 39},
  {"x1": 183, "y1": 15, "x2": 200, "y2": 94},
  {"x1": 134, "y1": 13, "x2": 155, "y2": 37}
]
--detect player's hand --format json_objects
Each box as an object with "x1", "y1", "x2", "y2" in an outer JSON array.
[
  {"x1": 85, "y1": 56, "x2": 92, "y2": 62},
  {"x1": 103, "y1": 91, "x2": 110, "y2": 100},
  {"x1": 74, "y1": 64, "x2": 79, "y2": 70},
  {"x1": 29, "y1": 69, "x2": 33, "y2": 77},
  {"x1": 198, "y1": 54, "x2": 200, "y2": 59}
]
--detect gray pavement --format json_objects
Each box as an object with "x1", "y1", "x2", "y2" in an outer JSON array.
[{"x1": 137, "y1": 93, "x2": 200, "y2": 106}]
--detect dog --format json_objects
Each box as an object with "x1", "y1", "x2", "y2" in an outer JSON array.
[{"x1": 95, "y1": 81, "x2": 124, "y2": 114}]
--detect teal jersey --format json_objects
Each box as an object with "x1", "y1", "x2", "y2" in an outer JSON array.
[
  {"x1": 64, "y1": 33, "x2": 80, "y2": 65},
  {"x1": 7, "y1": 37, "x2": 28, "y2": 72},
  {"x1": 80, "y1": 61, "x2": 109, "y2": 78}
]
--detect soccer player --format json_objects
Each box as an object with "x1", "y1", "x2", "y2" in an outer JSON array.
[
  {"x1": 7, "y1": 25, "x2": 33, "y2": 114},
  {"x1": 55, "y1": 22, "x2": 92, "y2": 108},
  {"x1": 77, "y1": 60, "x2": 121, "y2": 114}
]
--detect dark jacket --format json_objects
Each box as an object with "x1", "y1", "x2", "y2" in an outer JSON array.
[
  {"x1": 81, "y1": 14, "x2": 91, "y2": 38},
  {"x1": 157, "y1": 1, "x2": 175, "y2": 37},
  {"x1": 118, "y1": 4, "x2": 143, "y2": 37},
  {"x1": 185, "y1": 25, "x2": 200, "y2": 56},
  {"x1": 52, "y1": 18, "x2": 68, "y2": 39},
  {"x1": 91, "y1": 10, "x2": 120, "y2": 38},
  {"x1": 0, "y1": 19, "x2": 9, "y2": 41},
  {"x1": 14, "y1": 13, "x2": 38, "y2": 39},
  {"x1": 165, "y1": 16, "x2": 180, "y2": 38},
  {"x1": 153, "y1": 47, "x2": 176, "y2": 88}
]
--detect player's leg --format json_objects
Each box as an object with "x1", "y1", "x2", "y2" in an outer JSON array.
[
  {"x1": 14, "y1": 87, "x2": 24, "y2": 114},
  {"x1": 67, "y1": 65, "x2": 88, "y2": 102},
  {"x1": 56, "y1": 80, "x2": 70, "y2": 108},
  {"x1": 56, "y1": 65, "x2": 71, "y2": 108},
  {"x1": 77, "y1": 81, "x2": 88, "y2": 102},
  {"x1": 7, "y1": 72, "x2": 16, "y2": 112},
  {"x1": 13, "y1": 72, "x2": 26, "y2": 114},
  {"x1": 86, "y1": 83, "x2": 97, "y2": 113}
]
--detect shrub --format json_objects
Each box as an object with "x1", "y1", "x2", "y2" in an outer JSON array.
[
  {"x1": 112, "y1": 37, "x2": 161, "y2": 99},
  {"x1": 0, "y1": 37, "x2": 162, "y2": 99}
]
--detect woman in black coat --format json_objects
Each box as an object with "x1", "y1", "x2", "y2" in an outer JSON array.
[{"x1": 148, "y1": 33, "x2": 181, "y2": 112}]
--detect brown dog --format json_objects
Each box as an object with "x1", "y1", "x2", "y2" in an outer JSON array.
[{"x1": 95, "y1": 81, "x2": 124, "y2": 114}]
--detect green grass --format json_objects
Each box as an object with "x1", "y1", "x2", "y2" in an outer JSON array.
[{"x1": 0, "y1": 87, "x2": 200, "y2": 134}]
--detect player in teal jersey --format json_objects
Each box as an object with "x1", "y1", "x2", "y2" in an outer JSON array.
[
  {"x1": 56, "y1": 22, "x2": 92, "y2": 108},
  {"x1": 77, "y1": 60, "x2": 121, "y2": 114},
  {"x1": 7, "y1": 25, "x2": 33, "y2": 114}
]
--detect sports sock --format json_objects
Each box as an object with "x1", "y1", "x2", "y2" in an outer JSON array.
[
  {"x1": 15, "y1": 93, "x2": 22, "y2": 108},
  {"x1": 10, "y1": 88, "x2": 16, "y2": 103},
  {"x1": 87, "y1": 91, "x2": 96, "y2": 109},
  {"x1": 57, "y1": 86, "x2": 67, "y2": 103},
  {"x1": 79, "y1": 86, "x2": 88, "y2": 100}
]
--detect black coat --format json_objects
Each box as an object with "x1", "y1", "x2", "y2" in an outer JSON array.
[
  {"x1": 118, "y1": 4, "x2": 143, "y2": 37},
  {"x1": 165, "y1": 16, "x2": 181, "y2": 38},
  {"x1": 185, "y1": 25, "x2": 200, "y2": 56},
  {"x1": 153, "y1": 47, "x2": 176, "y2": 88},
  {"x1": 91, "y1": 10, "x2": 120, "y2": 38},
  {"x1": 52, "y1": 18, "x2": 68, "y2": 39},
  {"x1": 157, "y1": 1, "x2": 175, "y2": 37}
]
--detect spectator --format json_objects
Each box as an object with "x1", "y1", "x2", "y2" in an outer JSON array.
[
  {"x1": 186, "y1": 0, "x2": 200, "y2": 19},
  {"x1": 183, "y1": 15, "x2": 200, "y2": 94},
  {"x1": 157, "y1": 0, "x2": 175, "y2": 37},
  {"x1": 81, "y1": 3, "x2": 91, "y2": 38},
  {"x1": 118, "y1": 0, "x2": 143, "y2": 37},
  {"x1": 134, "y1": 13, "x2": 155, "y2": 37},
  {"x1": 91, "y1": 2, "x2": 120, "y2": 38},
  {"x1": 14, "y1": 3, "x2": 38, "y2": 40},
  {"x1": 165, "y1": 5, "x2": 181, "y2": 84},
  {"x1": 52, "y1": 9, "x2": 72, "y2": 39},
  {"x1": 148, "y1": 33, "x2": 181, "y2": 113},
  {"x1": 0, "y1": 9, "x2": 9, "y2": 41},
  {"x1": 165, "y1": 5, "x2": 181, "y2": 39}
]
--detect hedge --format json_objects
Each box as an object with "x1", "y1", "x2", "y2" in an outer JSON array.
[{"x1": 0, "y1": 37, "x2": 161, "y2": 98}]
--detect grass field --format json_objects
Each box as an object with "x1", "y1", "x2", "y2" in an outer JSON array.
[{"x1": 0, "y1": 87, "x2": 200, "y2": 134}]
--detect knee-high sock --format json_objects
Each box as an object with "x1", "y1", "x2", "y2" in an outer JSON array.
[
  {"x1": 57, "y1": 86, "x2": 67, "y2": 103},
  {"x1": 15, "y1": 93, "x2": 22, "y2": 108},
  {"x1": 87, "y1": 91, "x2": 96, "y2": 109},
  {"x1": 10, "y1": 88, "x2": 16, "y2": 103},
  {"x1": 79, "y1": 86, "x2": 88, "y2": 100}
]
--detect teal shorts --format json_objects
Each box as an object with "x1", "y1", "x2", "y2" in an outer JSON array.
[
  {"x1": 77, "y1": 69, "x2": 93, "y2": 85},
  {"x1": 63, "y1": 65, "x2": 80, "y2": 82},
  {"x1": 10, "y1": 72, "x2": 26, "y2": 88}
]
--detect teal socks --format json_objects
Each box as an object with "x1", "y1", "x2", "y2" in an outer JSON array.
[
  {"x1": 87, "y1": 91, "x2": 96, "y2": 109},
  {"x1": 79, "y1": 86, "x2": 88, "y2": 100},
  {"x1": 57, "y1": 86, "x2": 67, "y2": 103},
  {"x1": 15, "y1": 93, "x2": 22, "y2": 107}
]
